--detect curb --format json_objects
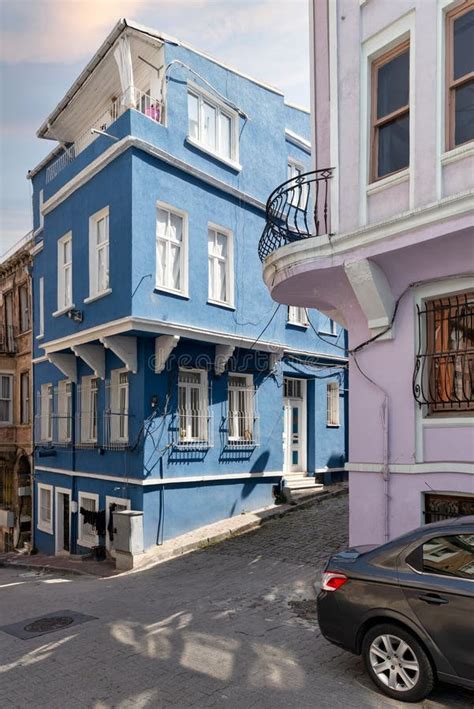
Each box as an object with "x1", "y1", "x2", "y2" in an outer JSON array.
[
  {"x1": 126, "y1": 485, "x2": 348, "y2": 574},
  {"x1": 1, "y1": 486, "x2": 348, "y2": 578}
]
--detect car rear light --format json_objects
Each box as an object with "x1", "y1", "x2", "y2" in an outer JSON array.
[{"x1": 321, "y1": 571, "x2": 348, "y2": 592}]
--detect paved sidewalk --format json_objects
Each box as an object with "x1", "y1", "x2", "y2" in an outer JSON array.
[{"x1": 1, "y1": 483, "x2": 347, "y2": 578}]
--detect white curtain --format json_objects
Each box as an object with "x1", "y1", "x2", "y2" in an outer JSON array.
[{"x1": 114, "y1": 35, "x2": 135, "y2": 108}]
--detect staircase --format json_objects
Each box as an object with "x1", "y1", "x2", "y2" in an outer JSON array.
[{"x1": 282, "y1": 473, "x2": 324, "y2": 492}]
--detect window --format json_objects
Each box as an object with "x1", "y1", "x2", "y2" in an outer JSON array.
[
  {"x1": 89, "y1": 207, "x2": 110, "y2": 297},
  {"x1": 38, "y1": 277, "x2": 44, "y2": 338},
  {"x1": 446, "y1": 0, "x2": 474, "y2": 150},
  {"x1": 414, "y1": 291, "x2": 473, "y2": 415},
  {"x1": 78, "y1": 492, "x2": 99, "y2": 547},
  {"x1": 284, "y1": 377, "x2": 303, "y2": 399},
  {"x1": 20, "y1": 372, "x2": 30, "y2": 425},
  {"x1": 40, "y1": 383, "x2": 53, "y2": 441},
  {"x1": 19, "y1": 284, "x2": 30, "y2": 332},
  {"x1": 327, "y1": 381, "x2": 340, "y2": 426},
  {"x1": 208, "y1": 226, "x2": 233, "y2": 306},
  {"x1": 424, "y1": 492, "x2": 474, "y2": 523},
  {"x1": 371, "y1": 41, "x2": 410, "y2": 180},
  {"x1": 156, "y1": 204, "x2": 187, "y2": 295},
  {"x1": 287, "y1": 161, "x2": 308, "y2": 207},
  {"x1": 4, "y1": 291, "x2": 14, "y2": 353},
  {"x1": 57, "y1": 233, "x2": 72, "y2": 310},
  {"x1": 56, "y1": 380, "x2": 72, "y2": 444},
  {"x1": 320, "y1": 317, "x2": 337, "y2": 336},
  {"x1": 38, "y1": 189, "x2": 44, "y2": 230},
  {"x1": 0, "y1": 374, "x2": 13, "y2": 424},
  {"x1": 37, "y1": 483, "x2": 53, "y2": 534},
  {"x1": 106, "y1": 370, "x2": 129, "y2": 445},
  {"x1": 228, "y1": 374, "x2": 255, "y2": 444},
  {"x1": 187, "y1": 86, "x2": 237, "y2": 162},
  {"x1": 177, "y1": 369, "x2": 208, "y2": 444},
  {"x1": 288, "y1": 306, "x2": 308, "y2": 327},
  {"x1": 421, "y1": 534, "x2": 474, "y2": 579},
  {"x1": 80, "y1": 376, "x2": 99, "y2": 445}
]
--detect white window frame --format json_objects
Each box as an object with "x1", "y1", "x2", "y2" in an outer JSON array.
[
  {"x1": 320, "y1": 317, "x2": 337, "y2": 336},
  {"x1": 287, "y1": 159, "x2": 308, "y2": 207},
  {"x1": 327, "y1": 381, "x2": 340, "y2": 427},
  {"x1": 20, "y1": 371, "x2": 30, "y2": 425},
  {"x1": 40, "y1": 383, "x2": 53, "y2": 441},
  {"x1": 186, "y1": 81, "x2": 240, "y2": 167},
  {"x1": 37, "y1": 482, "x2": 53, "y2": 534},
  {"x1": 228, "y1": 373, "x2": 255, "y2": 443},
  {"x1": 109, "y1": 369, "x2": 129, "y2": 444},
  {"x1": 37, "y1": 276, "x2": 44, "y2": 339},
  {"x1": 178, "y1": 368, "x2": 209, "y2": 444},
  {"x1": 288, "y1": 306, "x2": 308, "y2": 327},
  {"x1": 57, "y1": 380, "x2": 72, "y2": 444},
  {"x1": 56, "y1": 232, "x2": 73, "y2": 313},
  {"x1": 80, "y1": 375, "x2": 99, "y2": 445},
  {"x1": 156, "y1": 201, "x2": 189, "y2": 297},
  {"x1": 207, "y1": 223, "x2": 234, "y2": 308},
  {"x1": 87, "y1": 206, "x2": 110, "y2": 301},
  {"x1": 0, "y1": 373, "x2": 13, "y2": 426},
  {"x1": 38, "y1": 189, "x2": 44, "y2": 230},
  {"x1": 78, "y1": 491, "x2": 99, "y2": 548}
]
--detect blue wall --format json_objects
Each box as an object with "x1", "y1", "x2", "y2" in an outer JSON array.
[{"x1": 30, "y1": 29, "x2": 346, "y2": 556}]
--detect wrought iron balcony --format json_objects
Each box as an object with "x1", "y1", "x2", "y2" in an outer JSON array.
[{"x1": 258, "y1": 168, "x2": 334, "y2": 262}]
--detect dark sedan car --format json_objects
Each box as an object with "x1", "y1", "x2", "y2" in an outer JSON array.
[{"x1": 317, "y1": 517, "x2": 474, "y2": 703}]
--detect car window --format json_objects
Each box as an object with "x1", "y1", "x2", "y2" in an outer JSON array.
[{"x1": 421, "y1": 534, "x2": 474, "y2": 579}]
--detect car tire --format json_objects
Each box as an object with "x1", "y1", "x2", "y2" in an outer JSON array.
[{"x1": 362, "y1": 623, "x2": 435, "y2": 703}]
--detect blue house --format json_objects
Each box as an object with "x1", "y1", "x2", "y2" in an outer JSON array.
[{"x1": 28, "y1": 19, "x2": 347, "y2": 558}]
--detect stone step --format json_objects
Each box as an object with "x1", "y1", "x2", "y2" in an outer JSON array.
[{"x1": 284, "y1": 477, "x2": 324, "y2": 490}]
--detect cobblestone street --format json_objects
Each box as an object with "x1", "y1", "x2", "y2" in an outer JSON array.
[{"x1": 1, "y1": 493, "x2": 472, "y2": 709}]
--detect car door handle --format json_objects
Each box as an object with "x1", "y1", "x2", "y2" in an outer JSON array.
[{"x1": 418, "y1": 593, "x2": 449, "y2": 605}]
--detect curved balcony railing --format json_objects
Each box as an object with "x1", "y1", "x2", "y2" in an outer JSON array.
[{"x1": 258, "y1": 167, "x2": 334, "y2": 262}]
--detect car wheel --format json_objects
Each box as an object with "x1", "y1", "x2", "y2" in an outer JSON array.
[{"x1": 362, "y1": 623, "x2": 435, "y2": 703}]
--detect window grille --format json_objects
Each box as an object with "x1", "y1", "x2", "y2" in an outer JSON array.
[
  {"x1": 226, "y1": 374, "x2": 259, "y2": 447},
  {"x1": 424, "y1": 493, "x2": 474, "y2": 524},
  {"x1": 171, "y1": 370, "x2": 212, "y2": 449},
  {"x1": 327, "y1": 381, "x2": 340, "y2": 426},
  {"x1": 284, "y1": 377, "x2": 303, "y2": 399},
  {"x1": 76, "y1": 378, "x2": 99, "y2": 447},
  {"x1": 413, "y1": 292, "x2": 474, "y2": 414},
  {"x1": 53, "y1": 381, "x2": 73, "y2": 446},
  {"x1": 104, "y1": 371, "x2": 131, "y2": 449}
]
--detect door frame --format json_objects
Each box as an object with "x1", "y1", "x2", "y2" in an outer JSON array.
[
  {"x1": 283, "y1": 378, "x2": 307, "y2": 474},
  {"x1": 55, "y1": 487, "x2": 71, "y2": 555},
  {"x1": 105, "y1": 495, "x2": 131, "y2": 552}
]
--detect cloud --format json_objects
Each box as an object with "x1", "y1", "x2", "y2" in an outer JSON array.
[{"x1": 0, "y1": 0, "x2": 148, "y2": 64}]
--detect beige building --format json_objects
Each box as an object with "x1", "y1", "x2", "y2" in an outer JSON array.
[{"x1": 0, "y1": 234, "x2": 34, "y2": 552}]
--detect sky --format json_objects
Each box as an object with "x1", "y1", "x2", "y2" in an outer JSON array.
[{"x1": 0, "y1": 0, "x2": 310, "y2": 256}]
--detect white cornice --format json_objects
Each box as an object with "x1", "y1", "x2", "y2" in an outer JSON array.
[
  {"x1": 39, "y1": 314, "x2": 348, "y2": 362},
  {"x1": 263, "y1": 189, "x2": 474, "y2": 287},
  {"x1": 285, "y1": 129, "x2": 311, "y2": 154},
  {"x1": 41, "y1": 135, "x2": 266, "y2": 216},
  {"x1": 35, "y1": 465, "x2": 283, "y2": 486},
  {"x1": 347, "y1": 462, "x2": 474, "y2": 475}
]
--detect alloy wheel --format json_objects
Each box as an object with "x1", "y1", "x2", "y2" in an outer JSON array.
[{"x1": 369, "y1": 633, "x2": 420, "y2": 692}]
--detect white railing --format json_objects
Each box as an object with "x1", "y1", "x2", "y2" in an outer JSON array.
[{"x1": 46, "y1": 87, "x2": 164, "y2": 183}]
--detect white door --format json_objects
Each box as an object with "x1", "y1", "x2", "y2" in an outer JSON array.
[
  {"x1": 105, "y1": 496, "x2": 130, "y2": 557},
  {"x1": 283, "y1": 378, "x2": 307, "y2": 474}
]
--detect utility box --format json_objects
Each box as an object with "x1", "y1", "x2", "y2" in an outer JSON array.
[
  {"x1": 0, "y1": 509, "x2": 14, "y2": 528},
  {"x1": 113, "y1": 510, "x2": 144, "y2": 570}
]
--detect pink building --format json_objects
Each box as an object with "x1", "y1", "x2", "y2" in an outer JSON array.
[{"x1": 259, "y1": 0, "x2": 474, "y2": 544}]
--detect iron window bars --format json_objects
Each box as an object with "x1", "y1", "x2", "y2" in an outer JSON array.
[
  {"x1": 225, "y1": 375, "x2": 259, "y2": 448},
  {"x1": 258, "y1": 168, "x2": 334, "y2": 262},
  {"x1": 413, "y1": 291, "x2": 473, "y2": 414},
  {"x1": 171, "y1": 370, "x2": 212, "y2": 450},
  {"x1": 424, "y1": 493, "x2": 474, "y2": 523}
]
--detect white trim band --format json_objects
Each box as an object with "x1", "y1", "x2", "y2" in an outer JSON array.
[{"x1": 346, "y1": 462, "x2": 474, "y2": 474}]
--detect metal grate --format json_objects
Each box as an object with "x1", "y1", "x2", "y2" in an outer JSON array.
[
  {"x1": 413, "y1": 292, "x2": 474, "y2": 414},
  {"x1": 258, "y1": 168, "x2": 334, "y2": 262},
  {"x1": 424, "y1": 493, "x2": 474, "y2": 523}
]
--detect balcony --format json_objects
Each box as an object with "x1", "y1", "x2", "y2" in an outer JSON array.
[
  {"x1": 46, "y1": 87, "x2": 164, "y2": 184},
  {"x1": 258, "y1": 168, "x2": 334, "y2": 262}
]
